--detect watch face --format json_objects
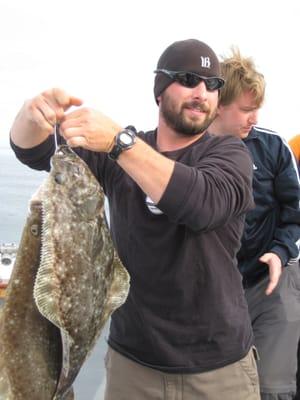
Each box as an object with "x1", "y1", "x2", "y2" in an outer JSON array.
[
  {"x1": 109, "y1": 129, "x2": 136, "y2": 160},
  {"x1": 119, "y1": 131, "x2": 133, "y2": 145}
]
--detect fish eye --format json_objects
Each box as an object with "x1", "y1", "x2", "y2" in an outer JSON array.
[{"x1": 54, "y1": 173, "x2": 63, "y2": 184}]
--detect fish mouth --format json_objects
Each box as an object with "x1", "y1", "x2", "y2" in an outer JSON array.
[
  {"x1": 55, "y1": 145, "x2": 76, "y2": 156},
  {"x1": 51, "y1": 145, "x2": 76, "y2": 170}
]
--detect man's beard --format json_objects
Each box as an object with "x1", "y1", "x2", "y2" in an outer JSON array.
[{"x1": 160, "y1": 92, "x2": 217, "y2": 136}]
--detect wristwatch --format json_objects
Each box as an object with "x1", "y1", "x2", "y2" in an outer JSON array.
[{"x1": 108, "y1": 128, "x2": 137, "y2": 161}]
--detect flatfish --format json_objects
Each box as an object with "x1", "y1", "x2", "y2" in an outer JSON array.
[
  {"x1": 0, "y1": 196, "x2": 63, "y2": 400},
  {"x1": 0, "y1": 145, "x2": 130, "y2": 399}
]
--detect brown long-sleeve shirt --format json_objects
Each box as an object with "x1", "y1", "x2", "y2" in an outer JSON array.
[{"x1": 11, "y1": 129, "x2": 254, "y2": 373}]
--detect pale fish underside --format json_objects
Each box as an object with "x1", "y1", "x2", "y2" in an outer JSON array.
[{"x1": 0, "y1": 145, "x2": 130, "y2": 399}]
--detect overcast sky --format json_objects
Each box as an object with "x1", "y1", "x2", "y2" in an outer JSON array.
[{"x1": 0, "y1": 0, "x2": 299, "y2": 148}]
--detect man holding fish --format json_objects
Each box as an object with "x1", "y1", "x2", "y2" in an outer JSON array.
[{"x1": 10, "y1": 39, "x2": 260, "y2": 399}]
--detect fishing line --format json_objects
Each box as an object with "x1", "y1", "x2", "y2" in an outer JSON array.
[{"x1": 54, "y1": 124, "x2": 58, "y2": 151}]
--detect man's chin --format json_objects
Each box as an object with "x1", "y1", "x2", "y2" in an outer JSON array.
[
  {"x1": 238, "y1": 129, "x2": 251, "y2": 139},
  {"x1": 241, "y1": 133, "x2": 250, "y2": 139}
]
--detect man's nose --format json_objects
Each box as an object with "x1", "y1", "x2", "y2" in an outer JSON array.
[
  {"x1": 192, "y1": 80, "x2": 208, "y2": 100},
  {"x1": 249, "y1": 110, "x2": 258, "y2": 125}
]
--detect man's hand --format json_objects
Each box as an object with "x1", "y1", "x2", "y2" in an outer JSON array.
[
  {"x1": 10, "y1": 88, "x2": 83, "y2": 149},
  {"x1": 259, "y1": 252, "x2": 283, "y2": 295},
  {"x1": 60, "y1": 108, "x2": 122, "y2": 153}
]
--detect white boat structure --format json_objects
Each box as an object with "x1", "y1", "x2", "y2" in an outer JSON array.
[{"x1": 0, "y1": 242, "x2": 17, "y2": 298}]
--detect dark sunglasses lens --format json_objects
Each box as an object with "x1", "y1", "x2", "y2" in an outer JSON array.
[
  {"x1": 175, "y1": 73, "x2": 200, "y2": 88},
  {"x1": 205, "y1": 78, "x2": 222, "y2": 91}
]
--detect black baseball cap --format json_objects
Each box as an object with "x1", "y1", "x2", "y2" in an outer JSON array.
[{"x1": 154, "y1": 39, "x2": 221, "y2": 102}]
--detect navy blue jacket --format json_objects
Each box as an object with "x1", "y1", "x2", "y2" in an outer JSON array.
[{"x1": 238, "y1": 126, "x2": 300, "y2": 287}]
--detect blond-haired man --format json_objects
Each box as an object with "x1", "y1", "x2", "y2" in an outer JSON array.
[
  {"x1": 210, "y1": 49, "x2": 300, "y2": 400},
  {"x1": 289, "y1": 134, "x2": 300, "y2": 400}
]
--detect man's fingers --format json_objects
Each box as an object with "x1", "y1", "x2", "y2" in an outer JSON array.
[
  {"x1": 259, "y1": 254, "x2": 268, "y2": 263},
  {"x1": 265, "y1": 278, "x2": 278, "y2": 295},
  {"x1": 265, "y1": 265, "x2": 281, "y2": 295},
  {"x1": 38, "y1": 88, "x2": 83, "y2": 122},
  {"x1": 35, "y1": 100, "x2": 58, "y2": 129},
  {"x1": 61, "y1": 126, "x2": 83, "y2": 141},
  {"x1": 69, "y1": 95, "x2": 83, "y2": 107},
  {"x1": 25, "y1": 88, "x2": 83, "y2": 133},
  {"x1": 60, "y1": 113, "x2": 84, "y2": 130},
  {"x1": 51, "y1": 88, "x2": 83, "y2": 110},
  {"x1": 66, "y1": 135, "x2": 88, "y2": 148},
  {"x1": 26, "y1": 99, "x2": 55, "y2": 132},
  {"x1": 61, "y1": 107, "x2": 95, "y2": 124},
  {"x1": 259, "y1": 252, "x2": 283, "y2": 296}
]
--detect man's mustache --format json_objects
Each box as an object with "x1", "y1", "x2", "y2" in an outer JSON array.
[{"x1": 183, "y1": 101, "x2": 210, "y2": 113}]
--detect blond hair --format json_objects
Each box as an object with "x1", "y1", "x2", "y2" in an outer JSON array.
[{"x1": 219, "y1": 48, "x2": 265, "y2": 107}]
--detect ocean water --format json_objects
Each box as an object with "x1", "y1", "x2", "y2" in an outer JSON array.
[
  {"x1": 0, "y1": 146, "x2": 107, "y2": 399},
  {"x1": 0, "y1": 146, "x2": 47, "y2": 243}
]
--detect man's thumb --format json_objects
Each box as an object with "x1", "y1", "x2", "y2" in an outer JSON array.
[{"x1": 259, "y1": 254, "x2": 269, "y2": 263}]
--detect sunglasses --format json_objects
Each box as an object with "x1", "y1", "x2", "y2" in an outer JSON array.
[{"x1": 154, "y1": 69, "x2": 225, "y2": 91}]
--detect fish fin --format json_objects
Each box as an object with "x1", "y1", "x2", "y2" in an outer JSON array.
[
  {"x1": 101, "y1": 255, "x2": 130, "y2": 323},
  {"x1": 53, "y1": 384, "x2": 74, "y2": 400},
  {"x1": 64, "y1": 386, "x2": 75, "y2": 400},
  {"x1": 33, "y1": 200, "x2": 62, "y2": 329},
  {"x1": 62, "y1": 386, "x2": 75, "y2": 400},
  {"x1": 109, "y1": 256, "x2": 130, "y2": 308}
]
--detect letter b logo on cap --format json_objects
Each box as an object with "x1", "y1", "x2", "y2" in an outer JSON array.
[{"x1": 201, "y1": 56, "x2": 211, "y2": 68}]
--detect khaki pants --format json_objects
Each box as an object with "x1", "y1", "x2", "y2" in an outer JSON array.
[{"x1": 104, "y1": 346, "x2": 260, "y2": 400}]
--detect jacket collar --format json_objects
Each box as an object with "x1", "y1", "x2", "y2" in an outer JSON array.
[{"x1": 243, "y1": 126, "x2": 259, "y2": 142}]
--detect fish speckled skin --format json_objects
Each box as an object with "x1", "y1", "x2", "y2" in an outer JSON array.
[
  {"x1": 0, "y1": 145, "x2": 130, "y2": 399},
  {"x1": 0, "y1": 198, "x2": 63, "y2": 400},
  {"x1": 35, "y1": 145, "x2": 130, "y2": 399}
]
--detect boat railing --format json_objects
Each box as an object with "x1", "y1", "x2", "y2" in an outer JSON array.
[{"x1": 0, "y1": 242, "x2": 17, "y2": 297}]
